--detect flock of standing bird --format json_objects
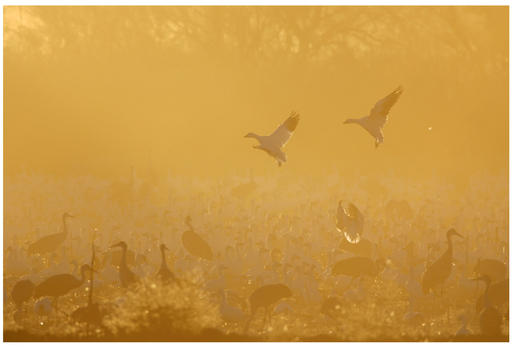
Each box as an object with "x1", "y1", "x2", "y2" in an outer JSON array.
[{"x1": 4, "y1": 85, "x2": 509, "y2": 339}]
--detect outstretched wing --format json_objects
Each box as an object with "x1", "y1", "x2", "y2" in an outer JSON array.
[
  {"x1": 337, "y1": 202, "x2": 364, "y2": 243},
  {"x1": 268, "y1": 111, "x2": 300, "y2": 148},
  {"x1": 369, "y1": 85, "x2": 403, "y2": 128}
]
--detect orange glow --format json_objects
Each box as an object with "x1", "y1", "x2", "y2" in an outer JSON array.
[{"x1": 4, "y1": 6, "x2": 508, "y2": 183}]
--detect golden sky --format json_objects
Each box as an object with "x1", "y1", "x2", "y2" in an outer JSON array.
[{"x1": 4, "y1": 6, "x2": 509, "y2": 182}]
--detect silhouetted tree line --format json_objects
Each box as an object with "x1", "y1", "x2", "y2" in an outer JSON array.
[{"x1": 5, "y1": 7, "x2": 507, "y2": 77}]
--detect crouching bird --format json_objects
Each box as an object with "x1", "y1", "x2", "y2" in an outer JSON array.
[{"x1": 244, "y1": 283, "x2": 292, "y2": 332}]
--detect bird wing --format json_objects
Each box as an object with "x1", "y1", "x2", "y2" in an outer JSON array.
[
  {"x1": 369, "y1": 85, "x2": 403, "y2": 128},
  {"x1": 268, "y1": 111, "x2": 300, "y2": 148},
  {"x1": 342, "y1": 203, "x2": 364, "y2": 243}
]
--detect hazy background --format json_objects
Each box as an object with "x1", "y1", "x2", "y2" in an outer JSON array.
[{"x1": 4, "y1": 6, "x2": 509, "y2": 183}]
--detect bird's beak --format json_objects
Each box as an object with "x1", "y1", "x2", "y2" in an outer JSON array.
[{"x1": 454, "y1": 231, "x2": 465, "y2": 239}]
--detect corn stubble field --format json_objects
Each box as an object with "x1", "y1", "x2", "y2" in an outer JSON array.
[{"x1": 3, "y1": 170, "x2": 509, "y2": 341}]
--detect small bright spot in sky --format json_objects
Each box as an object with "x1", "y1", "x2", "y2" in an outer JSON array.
[{"x1": 428, "y1": 127, "x2": 432, "y2": 130}]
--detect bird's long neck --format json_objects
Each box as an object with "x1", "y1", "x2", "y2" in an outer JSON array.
[
  {"x1": 62, "y1": 215, "x2": 69, "y2": 236},
  {"x1": 483, "y1": 279, "x2": 493, "y2": 308},
  {"x1": 78, "y1": 267, "x2": 87, "y2": 286},
  {"x1": 220, "y1": 289, "x2": 227, "y2": 306},
  {"x1": 161, "y1": 248, "x2": 168, "y2": 269},
  {"x1": 446, "y1": 234, "x2": 454, "y2": 257},
  {"x1": 344, "y1": 118, "x2": 360, "y2": 125},
  {"x1": 185, "y1": 219, "x2": 194, "y2": 232},
  {"x1": 120, "y1": 246, "x2": 127, "y2": 268},
  {"x1": 245, "y1": 133, "x2": 261, "y2": 140}
]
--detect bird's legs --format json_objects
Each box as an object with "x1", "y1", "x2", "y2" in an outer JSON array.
[
  {"x1": 261, "y1": 307, "x2": 268, "y2": 329},
  {"x1": 347, "y1": 277, "x2": 355, "y2": 291},
  {"x1": 51, "y1": 297, "x2": 69, "y2": 317}
]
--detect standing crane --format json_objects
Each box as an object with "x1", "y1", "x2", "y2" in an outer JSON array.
[
  {"x1": 181, "y1": 216, "x2": 213, "y2": 261},
  {"x1": 244, "y1": 111, "x2": 300, "y2": 167},
  {"x1": 27, "y1": 213, "x2": 75, "y2": 256},
  {"x1": 110, "y1": 241, "x2": 139, "y2": 288},
  {"x1": 244, "y1": 283, "x2": 292, "y2": 332},
  {"x1": 472, "y1": 275, "x2": 503, "y2": 335},
  {"x1": 343, "y1": 85, "x2": 403, "y2": 149},
  {"x1": 11, "y1": 279, "x2": 35, "y2": 322},
  {"x1": 421, "y1": 229, "x2": 464, "y2": 304},
  {"x1": 336, "y1": 201, "x2": 364, "y2": 243},
  {"x1": 156, "y1": 244, "x2": 175, "y2": 284},
  {"x1": 33, "y1": 264, "x2": 96, "y2": 315}
]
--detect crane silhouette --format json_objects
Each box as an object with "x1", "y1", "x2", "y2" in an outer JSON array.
[
  {"x1": 110, "y1": 241, "x2": 139, "y2": 288},
  {"x1": 343, "y1": 85, "x2": 403, "y2": 148},
  {"x1": 472, "y1": 275, "x2": 503, "y2": 335},
  {"x1": 244, "y1": 283, "x2": 292, "y2": 332},
  {"x1": 33, "y1": 264, "x2": 96, "y2": 315},
  {"x1": 421, "y1": 229, "x2": 464, "y2": 304},
  {"x1": 11, "y1": 279, "x2": 35, "y2": 322},
  {"x1": 331, "y1": 257, "x2": 387, "y2": 289},
  {"x1": 27, "y1": 213, "x2": 75, "y2": 256},
  {"x1": 181, "y1": 216, "x2": 213, "y2": 261},
  {"x1": 244, "y1": 111, "x2": 300, "y2": 167},
  {"x1": 156, "y1": 243, "x2": 175, "y2": 284}
]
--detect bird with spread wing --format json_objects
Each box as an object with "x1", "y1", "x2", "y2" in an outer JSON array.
[
  {"x1": 336, "y1": 201, "x2": 364, "y2": 244},
  {"x1": 344, "y1": 85, "x2": 403, "y2": 148},
  {"x1": 244, "y1": 111, "x2": 300, "y2": 167}
]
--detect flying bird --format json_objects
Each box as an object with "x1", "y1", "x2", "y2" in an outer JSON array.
[
  {"x1": 336, "y1": 201, "x2": 364, "y2": 243},
  {"x1": 343, "y1": 85, "x2": 403, "y2": 148},
  {"x1": 245, "y1": 111, "x2": 300, "y2": 167}
]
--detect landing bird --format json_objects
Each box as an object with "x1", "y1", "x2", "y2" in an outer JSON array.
[
  {"x1": 421, "y1": 229, "x2": 464, "y2": 303},
  {"x1": 27, "y1": 213, "x2": 75, "y2": 256},
  {"x1": 244, "y1": 111, "x2": 300, "y2": 167},
  {"x1": 110, "y1": 241, "x2": 139, "y2": 288},
  {"x1": 336, "y1": 201, "x2": 364, "y2": 243},
  {"x1": 472, "y1": 275, "x2": 503, "y2": 336},
  {"x1": 244, "y1": 283, "x2": 292, "y2": 332},
  {"x1": 343, "y1": 85, "x2": 403, "y2": 148},
  {"x1": 181, "y1": 216, "x2": 213, "y2": 261}
]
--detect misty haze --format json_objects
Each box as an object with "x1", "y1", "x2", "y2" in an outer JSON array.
[{"x1": 3, "y1": 6, "x2": 509, "y2": 341}]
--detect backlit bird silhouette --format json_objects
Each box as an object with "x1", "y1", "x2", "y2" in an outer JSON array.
[
  {"x1": 343, "y1": 85, "x2": 403, "y2": 148},
  {"x1": 421, "y1": 229, "x2": 464, "y2": 303},
  {"x1": 33, "y1": 264, "x2": 96, "y2": 314},
  {"x1": 472, "y1": 275, "x2": 503, "y2": 335},
  {"x1": 245, "y1": 111, "x2": 300, "y2": 167},
  {"x1": 336, "y1": 201, "x2": 364, "y2": 243},
  {"x1": 475, "y1": 278, "x2": 509, "y2": 314},
  {"x1": 110, "y1": 241, "x2": 139, "y2": 288},
  {"x1": 331, "y1": 257, "x2": 386, "y2": 289},
  {"x1": 27, "y1": 213, "x2": 75, "y2": 256},
  {"x1": 181, "y1": 216, "x2": 213, "y2": 261},
  {"x1": 244, "y1": 283, "x2": 292, "y2": 332},
  {"x1": 156, "y1": 244, "x2": 175, "y2": 284},
  {"x1": 11, "y1": 279, "x2": 35, "y2": 321}
]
